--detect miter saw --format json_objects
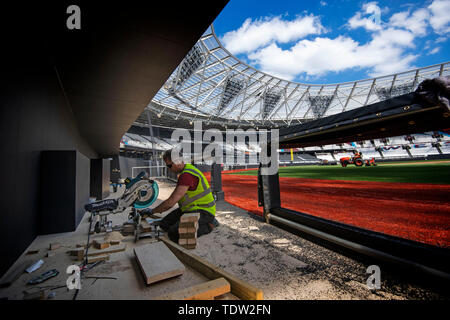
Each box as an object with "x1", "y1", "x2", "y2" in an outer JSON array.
[{"x1": 84, "y1": 171, "x2": 161, "y2": 241}]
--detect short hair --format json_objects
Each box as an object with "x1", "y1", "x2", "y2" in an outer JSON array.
[{"x1": 163, "y1": 149, "x2": 172, "y2": 161}]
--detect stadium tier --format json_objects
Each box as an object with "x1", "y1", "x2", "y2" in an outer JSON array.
[{"x1": 120, "y1": 129, "x2": 450, "y2": 166}]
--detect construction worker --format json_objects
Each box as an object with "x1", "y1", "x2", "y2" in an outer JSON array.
[{"x1": 145, "y1": 149, "x2": 219, "y2": 242}]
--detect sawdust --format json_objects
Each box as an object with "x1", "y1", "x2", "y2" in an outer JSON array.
[
  {"x1": 104, "y1": 231, "x2": 124, "y2": 242},
  {"x1": 90, "y1": 260, "x2": 131, "y2": 275}
]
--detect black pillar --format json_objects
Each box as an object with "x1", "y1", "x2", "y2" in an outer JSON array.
[
  {"x1": 40, "y1": 150, "x2": 90, "y2": 235},
  {"x1": 211, "y1": 163, "x2": 225, "y2": 201},
  {"x1": 90, "y1": 158, "x2": 111, "y2": 200},
  {"x1": 258, "y1": 163, "x2": 281, "y2": 223}
]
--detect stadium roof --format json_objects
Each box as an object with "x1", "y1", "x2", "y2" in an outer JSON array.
[{"x1": 136, "y1": 25, "x2": 449, "y2": 130}]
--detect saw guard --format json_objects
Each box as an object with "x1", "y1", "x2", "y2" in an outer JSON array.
[{"x1": 133, "y1": 181, "x2": 159, "y2": 209}]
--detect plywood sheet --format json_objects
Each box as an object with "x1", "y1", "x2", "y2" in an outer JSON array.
[{"x1": 134, "y1": 241, "x2": 185, "y2": 285}]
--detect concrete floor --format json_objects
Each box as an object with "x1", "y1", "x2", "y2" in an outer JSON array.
[{"x1": 0, "y1": 179, "x2": 448, "y2": 300}]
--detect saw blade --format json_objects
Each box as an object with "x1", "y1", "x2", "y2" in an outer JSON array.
[{"x1": 134, "y1": 181, "x2": 159, "y2": 209}]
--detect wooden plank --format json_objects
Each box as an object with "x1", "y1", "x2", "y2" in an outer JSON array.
[
  {"x1": 87, "y1": 254, "x2": 109, "y2": 263},
  {"x1": 49, "y1": 243, "x2": 61, "y2": 250},
  {"x1": 75, "y1": 244, "x2": 126, "y2": 260},
  {"x1": 71, "y1": 248, "x2": 85, "y2": 260},
  {"x1": 0, "y1": 259, "x2": 31, "y2": 288},
  {"x1": 134, "y1": 241, "x2": 185, "y2": 285},
  {"x1": 181, "y1": 244, "x2": 197, "y2": 250},
  {"x1": 155, "y1": 278, "x2": 230, "y2": 300},
  {"x1": 93, "y1": 239, "x2": 110, "y2": 250},
  {"x1": 140, "y1": 220, "x2": 152, "y2": 232},
  {"x1": 179, "y1": 227, "x2": 197, "y2": 234},
  {"x1": 187, "y1": 238, "x2": 197, "y2": 245},
  {"x1": 179, "y1": 221, "x2": 198, "y2": 229},
  {"x1": 180, "y1": 212, "x2": 200, "y2": 222},
  {"x1": 161, "y1": 237, "x2": 263, "y2": 300},
  {"x1": 179, "y1": 232, "x2": 197, "y2": 239}
]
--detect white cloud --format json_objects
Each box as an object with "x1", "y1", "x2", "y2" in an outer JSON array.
[
  {"x1": 389, "y1": 8, "x2": 430, "y2": 36},
  {"x1": 348, "y1": 2, "x2": 383, "y2": 31},
  {"x1": 247, "y1": 28, "x2": 417, "y2": 80},
  {"x1": 428, "y1": 0, "x2": 450, "y2": 34},
  {"x1": 428, "y1": 47, "x2": 441, "y2": 54},
  {"x1": 219, "y1": 1, "x2": 448, "y2": 82},
  {"x1": 220, "y1": 15, "x2": 325, "y2": 55},
  {"x1": 435, "y1": 36, "x2": 448, "y2": 43},
  {"x1": 320, "y1": 1, "x2": 327, "y2": 6}
]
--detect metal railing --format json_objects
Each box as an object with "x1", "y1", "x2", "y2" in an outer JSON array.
[{"x1": 131, "y1": 165, "x2": 178, "y2": 182}]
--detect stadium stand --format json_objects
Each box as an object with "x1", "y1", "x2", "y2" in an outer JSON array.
[
  {"x1": 409, "y1": 143, "x2": 441, "y2": 157},
  {"x1": 379, "y1": 146, "x2": 410, "y2": 159},
  {"x1": 119, "y1": 128, "x2": 450, "y2": 167},
  {"x1": 315, "y1": 153, "x2": 335, "y2": 162},
  {"x1": 441, "y1": 141, "x2": 450, "y2": 154}
]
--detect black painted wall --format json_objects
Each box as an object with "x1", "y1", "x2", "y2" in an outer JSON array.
[
  {"x1": 0, "y1": 52, "x2": 97, "y2": 277},
  {"x1": 40, "y1": 151, "x2": 90, "y2": 234}
]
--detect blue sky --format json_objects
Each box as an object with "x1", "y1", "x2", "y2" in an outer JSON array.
[{"x1": 212, "y1": 0, "x2": 450, "y2": 84}]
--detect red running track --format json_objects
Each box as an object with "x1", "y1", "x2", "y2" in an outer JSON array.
[{"x1": 205, "y1": 172, "x2": 450, "y2": 248}]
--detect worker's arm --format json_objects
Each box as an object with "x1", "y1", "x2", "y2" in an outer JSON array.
[{"x1": 152, "y1": 184, "x2": 189, "y2": 214}]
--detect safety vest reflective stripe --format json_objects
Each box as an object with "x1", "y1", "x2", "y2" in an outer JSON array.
[
  {"x1": 180, "y1": 187, "x2": 212, "y2": 207},
  {"x1": 179, "y1": 168, "x2": 214, "y2": 207},
  {"x1": 183, "y1": 200, "x2": 216, "y2": 211}
]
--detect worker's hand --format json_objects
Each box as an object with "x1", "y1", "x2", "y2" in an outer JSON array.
[{"x1": 140, "y1": 207, "x2": 153, "y2": 217}]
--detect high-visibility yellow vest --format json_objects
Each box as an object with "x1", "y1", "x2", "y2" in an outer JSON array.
[{"x1": 178, "y1": 164, "x2": 216, "y2": 216}]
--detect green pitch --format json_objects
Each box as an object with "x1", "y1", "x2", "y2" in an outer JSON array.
[{"x1": 226, "y1": 160, "x2": 450, "y2": 184}]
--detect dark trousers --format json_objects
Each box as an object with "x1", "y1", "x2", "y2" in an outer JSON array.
[{"x1": 159, "y1": 208, "x2": 215, "y2": 243}]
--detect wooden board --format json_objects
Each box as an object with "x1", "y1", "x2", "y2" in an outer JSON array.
[
  {"x1": 180, "y1": 212, "x2": 200, "y2": 222},
  {"x1": 155, "y1": 278, "x2": 230, "y2": 300},
  {"x1": 140, "y1": 220, "x2": 152, "y2": 232},
  {"x1": 93, "y1": 239, "x2": 110, "y2": 250},
  {"x1": 134, "y1": 241, "x2": 185, "y2": 285},
  {"x1": 161, "y1": 237, "x2": 263, "y2": 300},
  {"x1": 70, "y1": 248, "x2": 85, "y2": 260},
  {"x1": 181, "y1": 244, "x2": 196, "y2": 250},
  {"x1": 49, "y1": 243, "x2": 61, "y2": 250},
  {"x1": 179, "y1": 232, "x2": 197, "y2": 239},
  {"x1": 179, "y1": 221, "x2": 198, "y2": 229},
  {"x1": 76, "y1": 244, "x2": 126, "y2": 260},
  {"x1": 86, "y1": 254, "x2": 109, "y2": 263},
  {"x1": 178, "y1": 227, "x2": 198, "y2": 234}
]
